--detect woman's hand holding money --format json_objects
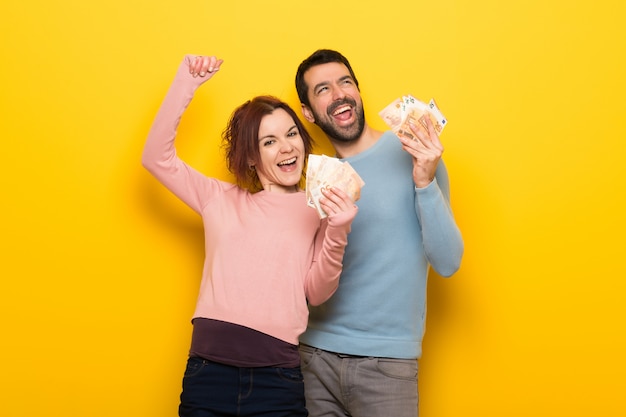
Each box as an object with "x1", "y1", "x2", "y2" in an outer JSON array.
[{"x1": 318, "y1": 187, "x2": 357, "y2": 218}]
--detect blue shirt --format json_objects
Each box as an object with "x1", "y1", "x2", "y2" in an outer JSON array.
[{"x1": 300, "y1": 131, "x2": 464, "y2": 359}]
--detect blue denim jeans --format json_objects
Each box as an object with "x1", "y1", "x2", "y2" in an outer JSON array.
[
  {"x1": 299, "y1": 344, "x2": 419, "y2": 417},
  {"x1": 179, "y1": 356, "x2": 308, "y2": 417}
]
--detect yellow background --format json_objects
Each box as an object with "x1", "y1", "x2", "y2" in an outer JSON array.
[{"x1": 1, "y1": 0, "x2": 625, "y2": 416}]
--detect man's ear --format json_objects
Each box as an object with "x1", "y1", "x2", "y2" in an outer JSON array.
[{"x1": 301, "y1": 104, "x2": 315, "y2": 123}]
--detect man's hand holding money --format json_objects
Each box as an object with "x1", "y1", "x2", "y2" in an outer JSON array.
[{"x1": 379, "y1": 95, "x2": 447, "y2": 188}]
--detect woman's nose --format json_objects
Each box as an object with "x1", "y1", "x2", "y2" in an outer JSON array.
[{"x1": 280, "y1": 140, "x2": 294, "y2": 152}]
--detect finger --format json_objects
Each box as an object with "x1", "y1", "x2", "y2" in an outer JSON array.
[
  {"x1": 318, "y1": 194, "x2": 339, "y2": 215},
  {"x1": 322, "y1": 187, "x2": 353, "y2": 210},
  {"x1": 424, "y1": 117, "x2": 444, "y2": 150},
  {"x1": 320, "y1": 194, "x2": 352, "y2": 214},
  {"x1": 401, "y1": 138, "x2": 442, "y2": 163},
  {"x1": 189, "y1": 56, "x2": 199, "y2": 75},
  {"x1": 408, "y1": 122, "x2": 433, "y2": 148},
  {"x1": 401, "y1": 143, "x2": 419, "y2": 156},
  {"x1": 410, "y1": 120, "x2": 433, "y2": 144},
  {"x1": 400, "y1": 132, "x2": 428, "y2": 157},
  {"x1": 197, "y1": 56, "x2": 211, "y2": 76},
  {"x1": 192, "y1": 55, "x2": 221, "y2": 77},
  {"x1": 190, "y1": 55, "x2": 206, "y2": 77},
  {"x1": 200, "y1": 56, "x2": 223, "y2": 77},
  {"x1": 206, "y1": 56, "x2": 221, "y2": 73},
  {"x1": 319, "y1": 200, "x2": 336, "y2": 215},
  {"x1": 399, "y1": 133, "x2": 421, "y2": 150}
]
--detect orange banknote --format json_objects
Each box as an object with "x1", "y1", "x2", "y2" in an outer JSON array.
[
  {"x1": 379, "y1": 95, "x2": 447, "y2": 141},
  {"x1": 306, "y1": 154, "x2": 365, "y2": 219}
]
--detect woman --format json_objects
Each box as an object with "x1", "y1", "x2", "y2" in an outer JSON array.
[{"x1": 142, "y1": 54, "x2": 357, "y2": 417}]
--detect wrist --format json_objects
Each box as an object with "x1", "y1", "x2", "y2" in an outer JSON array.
[{"x1": 415, "y1": 177, "x2": 434, "y2": 189}]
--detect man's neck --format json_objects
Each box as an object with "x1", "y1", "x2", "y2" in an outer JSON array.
[{"x1": 330, "y1": 124, "x2": 384, "y2": 159}]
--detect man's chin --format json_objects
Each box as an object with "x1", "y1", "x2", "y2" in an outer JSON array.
[
  {"x1": 333, "y1": 133, "x2": 360, "y2": 143},
  {"x1": 314, "y1": 110, "x2": 365, "y2": 142},
  {"x1": 318, "y1": 123, "x2": 357, "y2": 142}
]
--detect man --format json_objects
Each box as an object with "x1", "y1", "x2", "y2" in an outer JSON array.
[{"x1": 295, "y1": 49, "x2": 464, "y2": 416}]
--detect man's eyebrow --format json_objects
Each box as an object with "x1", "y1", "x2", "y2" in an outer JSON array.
[
  {"x1": 313, "y1": 75, "x2": 353, "y2": 92},
  {"x1": 312, "y1": 80, "x2": 330, "y2": 92}
]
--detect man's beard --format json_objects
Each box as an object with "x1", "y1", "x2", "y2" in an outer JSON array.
[{"x1": 312, "y1": 98, "x2": 366, "y2": 143}]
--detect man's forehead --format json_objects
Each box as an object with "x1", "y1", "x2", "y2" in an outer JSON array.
[{"x1": 306, "y1": 62, "x2": 351, "y2": 83}]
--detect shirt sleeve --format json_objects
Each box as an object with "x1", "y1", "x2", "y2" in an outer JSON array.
[
  {"x1": 415, "y1": 160, "x2": 464, "y2": 277},
  {"x1": 141, "y1": 56, "x2": 221, "y2": 214},
  {"x1": 304, "y1": 206, "x2": 358, "y2": 306}
]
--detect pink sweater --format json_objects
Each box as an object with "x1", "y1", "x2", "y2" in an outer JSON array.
[{"x1": 142, "y1": 57, "x2": 356, "y2": 345}]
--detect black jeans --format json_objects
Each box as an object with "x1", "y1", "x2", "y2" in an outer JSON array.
[{"x1": 179, "y1": 356, "x2": 308, "y2": 417}]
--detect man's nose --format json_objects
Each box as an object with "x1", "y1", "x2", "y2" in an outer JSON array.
[{"x1": 331, "y1": 85, "x2": 346, "y2": 101}]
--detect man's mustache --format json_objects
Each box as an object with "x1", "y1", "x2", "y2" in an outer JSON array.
[{"x1": 327, "y1": 97, "x2": 357, "y2": 116}]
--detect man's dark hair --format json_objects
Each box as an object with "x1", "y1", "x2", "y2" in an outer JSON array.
[{"x1": 295, "y1": 49, "x2": 360, "y2": 107}]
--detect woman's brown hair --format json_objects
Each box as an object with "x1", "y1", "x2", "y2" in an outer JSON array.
[{"x1": 222, "y1": 95, "x2": 314, "y2": 192}]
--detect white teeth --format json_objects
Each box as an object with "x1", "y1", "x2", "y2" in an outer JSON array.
[
  {"x1": 333, "y1": 105, "x2": 351, "y2": 116},
  {"x1": 278, "y1": 157, "x2": 296, "y2": 166}
]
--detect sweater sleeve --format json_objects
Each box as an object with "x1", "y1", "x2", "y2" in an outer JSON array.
[
  {"x1": 415, "y1": 160, "x2": 464, "y2": 277},
  {"x1": 304, "y1": 206, "x2": 358, "y2": 306},
  {"x1": 141, "y1": 56, "x2": 219, "y2": 213}
]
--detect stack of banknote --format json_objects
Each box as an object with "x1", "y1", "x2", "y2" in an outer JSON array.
[
  {"x1": 379, "y1": 95, "x2": 448, "y2": 141},
  {"x1": 306, "y1": 154, "x2": 365, "y2": 219}
]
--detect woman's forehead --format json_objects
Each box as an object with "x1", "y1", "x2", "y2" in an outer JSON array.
[{"x1": 258, "y1": 108, "x2": 296, "y2": 138}]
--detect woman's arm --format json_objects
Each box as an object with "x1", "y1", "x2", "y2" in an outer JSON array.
[
  {"x1": 304, "y1": 187, "x2": 358, "y2": 306},
  {"x1": 141, "y1": 55, "x2": 224, "y2": 213}
]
